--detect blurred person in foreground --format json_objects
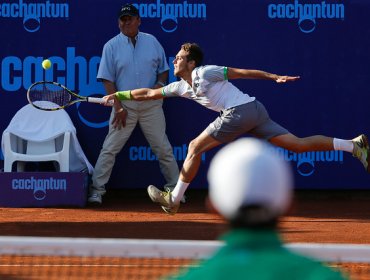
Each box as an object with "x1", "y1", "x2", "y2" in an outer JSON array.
[{"x1": 167, "y1": 138, "x2": 347, "y2": 280}]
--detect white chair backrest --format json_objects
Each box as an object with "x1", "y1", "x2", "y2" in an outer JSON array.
[
  {"x1": 2, "y1": 104, "x2": 93, "y2": 173},
  {"x1": 26, "y1": 139, "x2": 56, "y2": 155}
]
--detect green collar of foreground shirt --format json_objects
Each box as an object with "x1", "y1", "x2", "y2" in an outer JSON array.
[{"x1": 220, "y1": 228, "x2": 282, "y2": 249}]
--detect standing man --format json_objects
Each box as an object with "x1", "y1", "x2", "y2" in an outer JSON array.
[
  {"x1": 103, "y1": 43, "x2": 369, "y2": 213},
  {"x1": 88, "y1": 4, "x2": 179, "y2": 205}
]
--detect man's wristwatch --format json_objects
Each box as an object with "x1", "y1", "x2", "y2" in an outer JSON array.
[{"x1": 115, "y1": 108, "x2": 124, "y2": 114}]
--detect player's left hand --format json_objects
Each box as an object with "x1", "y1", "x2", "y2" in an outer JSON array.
[{"x1": 276, "y1": 75, "x2": 300, "y2": 83}]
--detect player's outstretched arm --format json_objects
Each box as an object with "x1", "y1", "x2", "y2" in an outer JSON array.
[
  {"x1": 227, "y1": 67, "x2": 300, "y2": 83},
  {"x1": 103, "y1": 88, "x2": 164, "y2": 104}
]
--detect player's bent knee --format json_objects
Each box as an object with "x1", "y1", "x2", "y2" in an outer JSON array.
[{"x1": 188, "y1": 140, "x2": 205, "y2": 156}]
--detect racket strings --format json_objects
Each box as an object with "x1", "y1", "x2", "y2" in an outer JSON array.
[{"x1": 29, "y1": 83, "x2": 71, "y2": 110}]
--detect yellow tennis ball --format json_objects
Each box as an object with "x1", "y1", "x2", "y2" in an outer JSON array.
[{"x1": 42, "y1": 59, "x2": 52, "y2": 70}]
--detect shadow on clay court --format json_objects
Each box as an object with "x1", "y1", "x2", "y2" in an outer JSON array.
[
  {"x1": 0, "y1": 221, "x2": 227, "y2": 240},
  {"x1": 0, "y1": 189, "x2": 370, "y2": 242},
  {"x1": 290, "y1": 190, "x2": 370, "y2": 220}
]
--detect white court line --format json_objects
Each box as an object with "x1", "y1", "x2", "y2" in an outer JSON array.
[{"x1": 0, "y1": 236, "x2": 369, "y2": 263}]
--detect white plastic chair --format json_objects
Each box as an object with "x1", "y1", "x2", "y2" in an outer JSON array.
[
  {"x1": 2, "y1": 131, "x2": 71, "y2": 172},
  {"x1": 1, "y1": 104, "x2": 93, "y2": 173}
]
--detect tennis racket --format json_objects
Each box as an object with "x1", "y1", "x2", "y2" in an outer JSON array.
[{"x1": 27, "y1": 81, "x2": 113, "y2": 111}]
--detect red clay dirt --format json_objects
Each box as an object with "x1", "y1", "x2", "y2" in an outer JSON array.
[
  {"x1": 0, "y1": 189, "x2": 369, "y2": 243},
  {"x1": 0, "y1": 189, "x2": 369, "y2": 280}
]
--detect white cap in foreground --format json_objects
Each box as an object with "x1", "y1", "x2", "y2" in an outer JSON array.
[{"x1": 207, "y1": 138, "x2": 293, "y2": 221}]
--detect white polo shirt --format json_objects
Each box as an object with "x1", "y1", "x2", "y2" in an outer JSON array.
[{"x1": 163, "y1": 65, "x2": 255, "y2": 112}]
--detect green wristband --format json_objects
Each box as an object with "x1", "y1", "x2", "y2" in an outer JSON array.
[{"x1": 115, "y1": 90, "x2": 132, "y2": 100}]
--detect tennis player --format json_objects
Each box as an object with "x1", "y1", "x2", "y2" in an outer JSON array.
[
  {"x1": 103, "y1": 42, "x2": 370, "y2": 215},
  {"x1": 166, "y1": 138, "x2": 347, "y2": 280}
]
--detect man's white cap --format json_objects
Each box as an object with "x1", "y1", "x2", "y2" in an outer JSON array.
[{"x1": 207, "y1": 138, "x2": 293, "y2": 220}]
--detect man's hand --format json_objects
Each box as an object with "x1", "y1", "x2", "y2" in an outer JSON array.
[
  {"x1": 276, "y1": 75, "x2": 300, "y2": 83},
  {"x1": 112, "y1": 107, "x2": 127, "y2": 129},
  {"x1": 103, "y1": 94, "x2": 116, "y2": 104},
  {"x1": 107, "y1": 94, "x2": 127, "y2": 129}
]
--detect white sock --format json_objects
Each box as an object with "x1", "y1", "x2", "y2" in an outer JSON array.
[
  {"x1": 333, "y1": 138, "x2": 354, "y2": 153},
  {"x1": 171, "y1": 180, "x2": 189, "y2": 204}
]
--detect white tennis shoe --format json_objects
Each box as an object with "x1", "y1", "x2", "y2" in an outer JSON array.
[
  {"x1": 164, "y1": 186, "x2": 187, "y2": 203},
  {"x1": 147, "y1": 185, "x2": 180, "y2": 215},
  {"x1": 352, "y1": 134, "x2": 370, "y2": 173}
]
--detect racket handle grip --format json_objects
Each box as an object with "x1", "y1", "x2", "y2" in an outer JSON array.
[{"x1": 87, "y1": 97, "x2": 114, "y2": 106}]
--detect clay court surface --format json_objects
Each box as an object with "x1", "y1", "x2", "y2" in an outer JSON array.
[
  {"x1": 0, "y1": 189, "x2": 369, "y2": 243},
  {"x1": 0, "y1": 189, "x2": 369, "y2": 279}
]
